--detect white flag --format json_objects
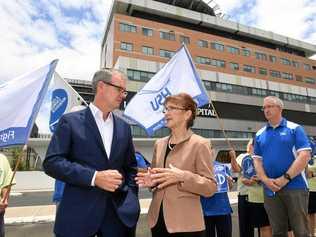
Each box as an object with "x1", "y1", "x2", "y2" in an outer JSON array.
[
  {"x1": 48, "y1": 73, "x2": 87, "y2": 132},
  {"x1": 124, "y1": 45, "x2": 208, "y2": 136},
  {"x1": 0, "y1": 60, "x2": 58, "y2": 148}
]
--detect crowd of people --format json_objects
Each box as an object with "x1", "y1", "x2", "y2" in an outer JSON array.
[{"x1": 1, "y1": 68, "x2": 315, "y2": 237}]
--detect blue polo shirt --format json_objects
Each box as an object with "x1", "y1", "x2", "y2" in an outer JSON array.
[{"x1": 254, "y1": 118, "x2": 311, "y2": 191}]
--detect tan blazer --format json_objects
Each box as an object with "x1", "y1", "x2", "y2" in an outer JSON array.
[{"x1": 147, "y1": 130, "x2": 217, "y2": 233}]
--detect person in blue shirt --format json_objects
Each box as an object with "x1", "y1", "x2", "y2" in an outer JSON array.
[
  {"x1": 253, "y1": 96, "x2": 311, "y2": 237},
  {"x1": 201, "y1": 160, "x2": 233, "y2": 237}
]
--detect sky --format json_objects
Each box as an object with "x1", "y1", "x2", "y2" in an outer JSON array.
[{"x1": 0, "y1": 0, "x2": 315, "y2": 84}]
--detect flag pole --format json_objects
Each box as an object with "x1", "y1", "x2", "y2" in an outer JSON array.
[
  {"x1": 3, "y1": 145, "x2": 27, "y2": 202},
  {"x1": 208, "y1": 100, "x2": 235, "y2": 151}
]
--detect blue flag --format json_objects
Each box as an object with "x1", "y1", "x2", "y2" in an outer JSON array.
[
  {"x1": 241, "y1": 155, "x2": 256, "y2": 179},
  {"x1": 0, "y1": 60, "x2": 58, "y2": 148},
  {"x1": 124, "y1": 45, "x2": 209, "y2": 136},
  {"x1": 214, "y1": 162, "x2": 230, "y2": 193}
]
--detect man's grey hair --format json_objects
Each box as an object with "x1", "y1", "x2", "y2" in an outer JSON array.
[
  {"x1": 91, "y1": 68, "x2": 126, "y2": 94},
  {"x1": 264, "y1": 96, "x2": 284, "y2": 109}
]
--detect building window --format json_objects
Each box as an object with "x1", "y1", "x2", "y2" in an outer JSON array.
[
  {"x1": 127, "y1": 69, "x2": 155, "y2": 82},
  {"x1": 230, "y1": 62, "x2": 239, "y2": 70},
  {"x1": 160, "y1": 49, "x2": 175, "y2": 58},
  {"x1": 212, "y1": 59, "x2": 225, "y2": 68},
  {"x1": 280, "y1": 58, "x2": 291, "y2": 66},
  {"x1": 211, "y1": 42, "x2": 224, "y2": 51},
  {"x1": 305, "y1": 77, "x2": 316, "y2": 84},
  {"x1": 196, "y1": 56, "x2": 212, "y2": 65},
  {"x1": 243, "y1": 65, "x2": 256, "y2": 73},
  {"x1": 120, "y1": 42, "x2": 133, "y2": 51},
  {"x1": 255, "y1": 52, "x2": 267, "y2": 61},
  {"x1": 142, "y1": 46, "x2": 154, "y2": 55},
  {"x1": 292, "y1": 61, "x2": 300, "y2": 68},
  {"x1": 160, "y1": 31, "x2": 175, "y2": 41},
  {"x1": 304, "y1": 64, "x2": 311, "y2": 71},
  {"x1": 259, "y1": 68, "x2": 267, "y2": 75},
  {"x1": 251, "y1": 88, "x2": 267, "y2": 97},
  {"x1": 281, "y1": 72, "x2": 293, "y2": 80},
  {"x1": 142, "y1": 27, "x2": 153, "y2": 36},
  {"x1": 242, "y1": 49, "x2": 251, "y2": 56},
  {"x1": 201, "y1": 80, "x2": 316, "y2": 105},
  {"x1": 283, "y1": 93, "x2": 307, "y2": 103},
  {"x1": 227, "y1": 46, "x2": 240, "y2": 55},
  {"x1": 179, "y1": 35, "x2": 190, "y2": 44},
  {"x1": 119, "y1": 23, "x2": 136, "y2": 33},
  {"x1": 216, "y1": 83, "x2": 233, "y2": 92},
  {"x1": 269, "y1": 91, "x2": 280, "y2": 97},
  {"x1": 269, "y1": 55, "x2": 277, "y2": 63},
  {"x1": 270, "y1": 70, "x2": 281, "y2": 78},
  {"x1": 203, "y1": 80, "x2": 212, "y2": 90},
  {"x1": 197, "y1": 40, "x2": 208, "y2": 48}
]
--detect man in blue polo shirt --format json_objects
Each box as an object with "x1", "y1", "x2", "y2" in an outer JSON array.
[{"x1": 253, "y1": 96, "x2": 311, "y2": 237}]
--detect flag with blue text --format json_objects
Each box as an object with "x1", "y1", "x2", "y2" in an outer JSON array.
[
  {"x1": 0, "y1": 60, "x2": 58, "y2": 148},
  {"x1": 124, "y1": 45, "x2": 209, "y2": 136}
]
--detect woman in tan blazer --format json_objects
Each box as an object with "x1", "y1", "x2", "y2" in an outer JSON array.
[{"x1": 136, "y1": 93, "x2": 217, "y2": 237}]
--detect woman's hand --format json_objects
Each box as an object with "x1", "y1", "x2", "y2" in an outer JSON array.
[
  {"x1": 227, "y1": 176, "x2": 234, "y2": 190},
  {"x1": 151, "y1": 164, "x2": 185, "y2": 189},
  {"x1": 0, "y1": 197, "x2": 8, "y2": 212},
  {"x1": 135, "y1": 168, "x2": 156, "y2": 188},
  {"x1": 241, "y1": 176, "x2": 258, "y2": 186}
]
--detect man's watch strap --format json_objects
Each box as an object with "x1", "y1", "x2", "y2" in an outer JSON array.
[{"x1": 283, "y1": 173, "x2": 292, "y2": 181}]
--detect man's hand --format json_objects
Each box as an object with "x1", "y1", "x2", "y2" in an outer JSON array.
[
  {"x1": 274, "y1": 176, "x2": 289, "y2": 189},
  {"x1": 95, "y1": 170, "x2": 123, "y2": 192},
  {"x1": 263, "y1": 178, "x2": 281, "y2": 192},
  {"x1": 151, "y1": 164, "x2": 185, "y2": 189}
]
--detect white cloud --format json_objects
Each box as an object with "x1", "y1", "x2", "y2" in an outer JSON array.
[
  {"x1": 217, "y1": 0, "x2": 316, "y2": 59},
  {"x1": 0, "y1": 0, "x2": 113, "y2": 84},
  {"x1": 2, "y1": 0, "x2": 313, "y2": 85}
]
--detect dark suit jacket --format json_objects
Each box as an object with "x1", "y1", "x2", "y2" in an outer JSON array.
[{"x1": 43, "y1": 108, "x2": 140, "y2": 237}]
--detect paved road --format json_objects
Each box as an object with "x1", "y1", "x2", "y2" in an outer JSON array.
[
  {"x1": 5, "y1": 205, "x2": 260, "y2": 237},
  {"x1": 9, "y1": 189, "x2": 152, "y2": 207}
]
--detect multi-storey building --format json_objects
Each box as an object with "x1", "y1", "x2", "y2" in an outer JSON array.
[{"x1": 87, "y1": 0, "x2": 316, "y2": 139}]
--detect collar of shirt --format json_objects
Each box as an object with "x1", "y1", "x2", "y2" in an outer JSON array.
[
  {"x1": 266, "y1": 117, "x2": 286, "y2": 129},
  {"x1": 89, "y1": 103, "x2": 113, "y2": 158},
  {"x1": 89, "y1": 103, "x2": 113, "y2": 122}
]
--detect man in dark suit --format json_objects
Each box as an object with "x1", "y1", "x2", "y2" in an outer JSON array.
[{"x1": 43, "y1": 69, "x2": 140, "y2": 237}]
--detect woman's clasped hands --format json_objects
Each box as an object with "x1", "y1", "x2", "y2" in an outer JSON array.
[{"x1": 135, "y1": 164, "x2": 185, "y2": 189}]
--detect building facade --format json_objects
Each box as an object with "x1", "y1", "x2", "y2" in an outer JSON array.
[{"x1": 79, "y1": 0, "x2": 316, "y2": 139}]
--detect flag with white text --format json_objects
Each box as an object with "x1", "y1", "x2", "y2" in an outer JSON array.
[{"x1": 124, "y1": 45, "x2": 209, "y2": 136}]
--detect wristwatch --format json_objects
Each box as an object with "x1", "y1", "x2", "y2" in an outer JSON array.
[{"x1": 283, "y1": 173, "x2": 292, "y2": 181}]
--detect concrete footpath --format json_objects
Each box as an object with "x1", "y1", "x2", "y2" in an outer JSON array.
[{"x1": 5, "y1": 191, "x2": 238, "y2": 224}]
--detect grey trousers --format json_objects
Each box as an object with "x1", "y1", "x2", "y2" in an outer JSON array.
[{"x1": 264, "y1": 189, "x2": 309, "y2": 237}]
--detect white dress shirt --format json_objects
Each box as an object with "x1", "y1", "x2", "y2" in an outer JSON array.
[{"x1": 89, "y1": 103, "x2": 114, "y2": 186}]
